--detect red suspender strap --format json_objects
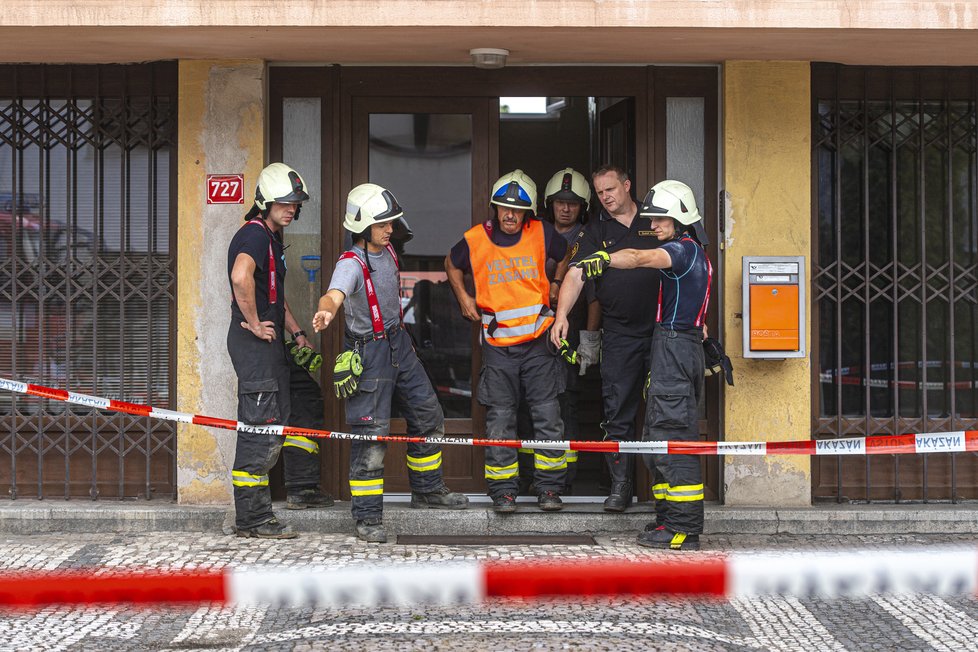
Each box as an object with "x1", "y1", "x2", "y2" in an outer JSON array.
[
  {"x1": 246, "y1": 219, "x2": 277, "y2": 305},
  {"x1": 338, "y1": 245, "x2": 405, "y2": 339}
]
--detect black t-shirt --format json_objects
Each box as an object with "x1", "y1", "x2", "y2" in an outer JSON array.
[
  {"x1": 450, "y1": 218, "x2": 567, "y2": 273},
  {"x1": 570, "y1": 207, "x2": 661, "y2": 337},
  {"x1": 227, "y1": 220, "x2": 287, "y2": 324}
]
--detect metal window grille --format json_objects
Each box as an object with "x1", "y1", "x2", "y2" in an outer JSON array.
[
  {"x1": 0, "y1": 64, "x2": 177, "y2": 500},
  {"x1": 813, "y1": 64, "x2": 978, "y2": 502}
]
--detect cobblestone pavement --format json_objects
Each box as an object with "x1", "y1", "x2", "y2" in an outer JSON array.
[{"x1": 2, "y1": 531, "x2": 978, "y2": 651}]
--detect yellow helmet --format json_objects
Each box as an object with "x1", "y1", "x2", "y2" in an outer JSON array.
[
  {"x1": 490, "y1": 169, "x2": 537, "y2": 215},
  {"x1": 544, "y1": 167, "x2": 590, "y2": 209}
]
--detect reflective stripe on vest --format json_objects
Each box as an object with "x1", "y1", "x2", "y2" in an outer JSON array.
[
  {"x1": 337, "y1": 244, "x2": 402, "y2": 339},
  {"x1": 464, "y1": 219, "x2": 554, "y2": 347}
]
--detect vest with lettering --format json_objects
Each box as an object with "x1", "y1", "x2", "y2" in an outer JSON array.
[{"x1": 464, "y1": 219, "x2": 554, "y2": 347}]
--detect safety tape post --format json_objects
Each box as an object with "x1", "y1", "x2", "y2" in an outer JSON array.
[
  {"x1": 1, "y1": 550, "x2": 976, "y2": 608},
  {"x1": 4, "y1": 376, "x2": 978, "y2": 456}
]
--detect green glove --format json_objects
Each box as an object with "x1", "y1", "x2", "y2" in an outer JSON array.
[
  {"x1": 574, "y1": 250, "x2": 611, "y2": 279},
  {"x1": 333, "y1": 350, "x2": 363, "y2": 398},
  {"x1": 290, "y1": 340, "x2": 324, "y2": 374},
  {"x1": 642, "y1": 371, "x2": 651, "y2": 401},
  {"x1": 557, "y1": 338, "x2": 577, "y2": 365}
]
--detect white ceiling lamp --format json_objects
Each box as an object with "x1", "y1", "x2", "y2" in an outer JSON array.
[{"x1": 469, "y1": 48, "x2": 509, "y2": 69}]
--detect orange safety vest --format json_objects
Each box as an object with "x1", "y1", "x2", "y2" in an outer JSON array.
[{"x1": 464, "y1": 219, "x2": 554, "y2": 347}]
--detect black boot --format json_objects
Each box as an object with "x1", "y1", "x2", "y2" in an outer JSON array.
[{"x1": 603, "y1": 453, "x2": 633, "y2": 512}]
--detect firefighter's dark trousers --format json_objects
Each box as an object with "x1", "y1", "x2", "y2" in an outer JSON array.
[
  {"x1": 480, "y1": 335, "x2": 566, "y2": 498},
  {"x1": 282, "y1": 359, "x2": 324, "y2": 493},
  {"x1": 227, "y1": 318, "x2": 291, "y2": 531},
  {"x1": 600, "y1": 330, "x2": 652, "y2": 484},
  {"x1": 344, "y1": 327, "x2": 447, "y2": 521},
  {"x1": 641, "y1": 328, "x2": 705, "y2": 535}
]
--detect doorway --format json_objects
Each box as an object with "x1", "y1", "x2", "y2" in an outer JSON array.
[{"x1": 269, "y1": 65, "x2": 720, "y2": 503}]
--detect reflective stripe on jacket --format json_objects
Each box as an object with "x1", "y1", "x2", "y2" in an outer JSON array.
[{"x1": 464, "y1": 219, "x2": 554, "y2": 347}]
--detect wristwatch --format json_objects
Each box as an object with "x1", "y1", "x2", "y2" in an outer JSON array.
[{"x1": 292, "y1": 329, "x2": 307, "y2": 340}]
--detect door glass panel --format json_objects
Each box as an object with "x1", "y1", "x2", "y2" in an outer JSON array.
[
  {"x1": 666, "y1": 97, "x2": 706, "y2": 213},
  {"x1": 368, "y1": 113, "x2": 473, "y2": 418},
  {"x1": 282, "y1": 98, "x2": 322, "y2": 336}
]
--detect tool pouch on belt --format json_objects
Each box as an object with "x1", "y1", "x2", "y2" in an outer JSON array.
[
  {"x1": 333, "y1": 350, "x2": 363, "y2": 398},
  {"x1": 238, "y1": 378, "x2": 281, "y2": 425},
  {"x1": 703, "y1": 337, "x2": 734, "y2": 386}
]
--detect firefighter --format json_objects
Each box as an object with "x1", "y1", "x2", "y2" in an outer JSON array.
[
  {"x1": 227, "y1": 162, "x2": 326, "y2": 539},
  {"x1": 313, "y1": 183, "x2": 468, "y2": 544},
  {"x1": 552, "y1": 165, "x2": 661, "y2": 513},
  {"x1": 544, "y1": 168, "x2": 601, "y2": 492},
  {"x1": 445, "y1": 170, "x2": 569, "y2": 513},
  {"x1": 575, "y1": 179, "x2": 711, "y2": 551}
]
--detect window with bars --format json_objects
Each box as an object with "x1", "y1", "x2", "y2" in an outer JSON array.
[
  {"x1": 813, "y1": 64, "x2": 978, "y2": 502},
  {"x1": 0, "y1": 64, "x2": 176, "y2": 499}
]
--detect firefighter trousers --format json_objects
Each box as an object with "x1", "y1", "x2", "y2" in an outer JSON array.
[
  {"x1": 480, "y1": 335, "x2": 566, "y2": 498},
  {"x1": 641, "y1": 328, "x2": 705, "y2": 535},
  {"x1": 344, "y1": 327, "x2": 447, "y2": 521},
  {"x1": 282, "y1": 358, "x2": 324, "y2": 493},
  {"x1": 227, "y1": 316, "x2": 291, "y2": 531}
]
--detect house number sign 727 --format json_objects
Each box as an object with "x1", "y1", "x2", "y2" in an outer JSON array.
[{"x1": 206, "y1": 174, "x2": 245, "y2": 204}]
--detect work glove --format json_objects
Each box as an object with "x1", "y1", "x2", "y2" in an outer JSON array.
[
  {"x1": 574, "y1": 250, "x2": 611, "y2": 280},
  {"x1": 703, "y1": 337, "x2": 734, "y2": 386},
  {"x1": 289, "y1": 340, "x2": 323, "y2": 374},
  {"x1": 556, "y1": 338, "x2": 578, "y2": 365},
  {"x1": 333, "y1": 350, "x2": 363, "y2": 398},
  {"x1": 643, "y1": 371, "x2": 651, "y2": 400},
  {"x1": 577, "y1": 330, "x2": 601, "y2": 375}
]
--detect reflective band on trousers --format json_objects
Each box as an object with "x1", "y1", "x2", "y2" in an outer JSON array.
[
  {"x1": 518, "y1": 447, "x2": 533, "y2": 454},
  {"x1": 652, "y1": 483, "x2": 669, "y2": 500},
  {"x1": 283, "y1": 435, "x2": 320, "y2": 454},
  {"x1": 566, "y1": 451, "x2": 578, "y2": 464},
  {"x1": 350, "y1": 478, "x2": 384, "y2": 496},
  {"x1": 485, "y1": 462, "x2": 519, "y2": 480},
  {"x1": 533, "y1": 452, "x2": 567, "y2": 471},
  {"x1": 231, "y1": 470, "x2": 269, "y2": 487},
  {"x1": 406, "y1": 451, "x2": 442, "y2": 473},
  {"x1": 665, "y1": 483, "x2": 705, "y2": 502}
]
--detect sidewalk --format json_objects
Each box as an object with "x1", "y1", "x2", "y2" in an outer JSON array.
[{"x1": 2, "y1": 499, "x2": 977, "y2": 536}]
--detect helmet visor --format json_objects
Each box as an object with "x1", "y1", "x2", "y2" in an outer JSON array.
[{"x1": 492, "y1": 181, "x2": 533, "y2": 209}]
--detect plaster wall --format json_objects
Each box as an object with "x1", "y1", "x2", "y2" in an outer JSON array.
[
  {"x1": 176, "y1": 60, "x2": 265, "y2": 505},
  {"x1": 721, "y1": 61, "x2": 812, "y2": 507}
]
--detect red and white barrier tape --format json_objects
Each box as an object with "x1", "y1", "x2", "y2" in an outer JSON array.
[
  {"x1": 3, "y1": 376, "x2": 978, "y2": 456},
  {"x1": 0, "y1": 549, "x2": 976, "y2": 607}
]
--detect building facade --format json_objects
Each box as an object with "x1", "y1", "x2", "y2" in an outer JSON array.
[{"x1": 1, "y1": 1, "x2": 977, "y2": 507}]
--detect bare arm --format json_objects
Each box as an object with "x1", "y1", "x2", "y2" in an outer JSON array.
[
  {"x1": 230, "y1": 252, "x2": 276, "y2": 342},
  {"x1": 550, "y1": 266, "x2": 586, "y2": 346},
  {"x1": 586, "y1": 297, "x2": 602, "y2": 331},
  {"x1": 444, "y1": 255, "x2": 480, "y2": 322},
  {"x1": 610, "y1": 247, "x2": 673, "y2": 270},
  {"x1": 284, "y1": 300, "x2": 312, "y2": 349},
  {"x1": 312, "y1": 289, "x2": 346, "y2": 333}
]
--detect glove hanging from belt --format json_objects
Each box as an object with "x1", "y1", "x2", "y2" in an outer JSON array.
[
  {"x1": 289, "y1": 339, "x2": 323, "y2": 373},
  {"x1": 577, "y1": 330, "x2": 601, "y2": 375},
  {"x1": 556, "y1": 338, "x2": 578, "y2": 365},
  {"x1": 703, "y1": 337, "x2": 734, "y2": 386},
  {"x1": 333, "y1": 350, "x2": 363, "y2": 398}
]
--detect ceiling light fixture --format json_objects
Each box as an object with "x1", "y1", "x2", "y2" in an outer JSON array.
[{"x1": 469, "y1": 48, "x2": 509, "y2": 69}]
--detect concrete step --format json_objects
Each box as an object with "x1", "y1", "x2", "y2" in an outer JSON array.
[{"x1": 2, "y1": 499, "x2": 977, "y2": 536}]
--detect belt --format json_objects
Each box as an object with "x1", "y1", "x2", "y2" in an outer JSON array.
[
  {"x1": 657, "y1": 327, "x2": 703, "y2": 342},
  {"x1": 346, "y1": 323, "x2": 402, "y2": 345}
]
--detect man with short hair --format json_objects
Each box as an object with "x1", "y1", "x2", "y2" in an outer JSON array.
[{"x1": 552, "y1": 165, "x2": 661, "y2": 512}]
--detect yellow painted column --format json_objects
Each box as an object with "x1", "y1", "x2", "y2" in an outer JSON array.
[
  {"x1": 722, "y1": 61, "x2": 812, "y2": 506},
  {"x1": 176, "y1": 60, "x2": 266, "y2": 504}
]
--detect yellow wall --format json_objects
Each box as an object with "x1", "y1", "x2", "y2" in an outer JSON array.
[
  {"x1": 176, "y1": 60, "x2": 266, "y2": 504},
  {"x1": 721, "y1": 61, "x2": 812, "y2": 506}
]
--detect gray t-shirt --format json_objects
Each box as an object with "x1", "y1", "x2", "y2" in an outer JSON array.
[{"x1": 327, "y1": 246, "x2": 402, "y2": 336}]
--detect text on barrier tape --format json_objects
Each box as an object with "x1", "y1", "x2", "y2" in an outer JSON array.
[
  {"x1": 3, "y1": 376, "x2": 978, "y2": 456},
  {"x1": 0, "y1": 549, "x2": 976, "y2": 607}
]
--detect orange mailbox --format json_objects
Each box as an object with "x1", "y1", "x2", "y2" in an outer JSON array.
[{"x1": 742, "y1": 256, "x2": 806, "y2": 359}]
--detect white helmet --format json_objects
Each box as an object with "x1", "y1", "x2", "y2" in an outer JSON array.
[
  {"x1": 544, "y1": 167, "x2": 590, "y2": 208},
  {"x1": 254, "y1": 163, "x2": 309, "y2": 212},
  {"x1": 343, "y1": 183, "x2": 405, "y2": 235},
  {"x1": 490, "y1": 169, "x2": 537, "y2": 215},
  {"x1": 639, "y1": 179, "x2": 708, "y2": 245}
]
